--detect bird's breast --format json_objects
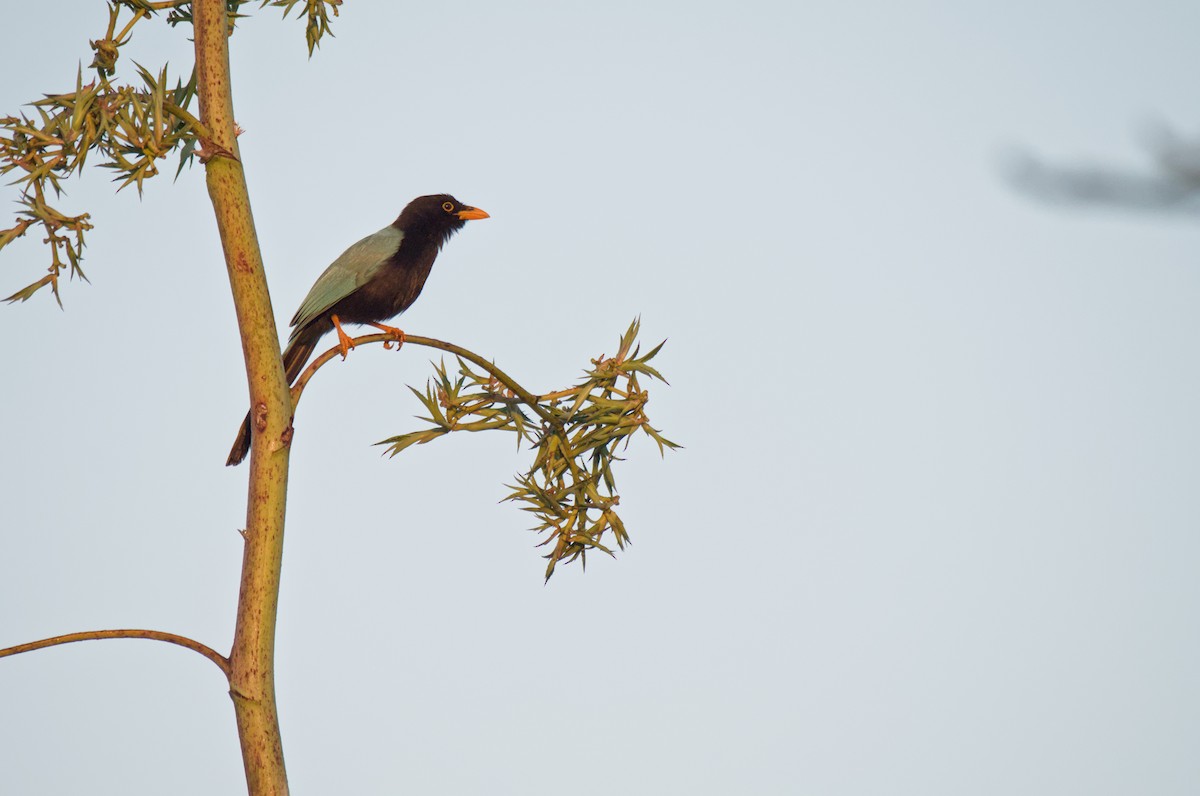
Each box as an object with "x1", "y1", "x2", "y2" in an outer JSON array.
[{"x1": 331, "y1": 244, "x2": 439, "y2": 325}]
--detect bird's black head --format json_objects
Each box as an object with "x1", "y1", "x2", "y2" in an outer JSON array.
[{"x1": 395, "y1": 194, "x2": 489, "y2": 249}]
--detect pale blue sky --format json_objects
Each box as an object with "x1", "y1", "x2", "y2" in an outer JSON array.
[{"x1": 2, "y1": 2, "x2": 1199, "y2": 794}]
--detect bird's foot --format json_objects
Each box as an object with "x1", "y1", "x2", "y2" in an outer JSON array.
[
  {"x1": 370, "y1": 322, "x2": 406, "y2": 351},
  {"x1": 331, "y1": 314, "x2": 356, "y2": 359}
]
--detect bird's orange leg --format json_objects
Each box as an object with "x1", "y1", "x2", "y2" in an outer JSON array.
[
  {"x1": 369, "y1": 322, "x2": 406, "y2": 350},
  {"x1": 331, "y1": 314, "x2": 356, "y2": 359}
]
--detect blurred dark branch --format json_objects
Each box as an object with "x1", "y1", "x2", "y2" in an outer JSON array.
[{"x1": 1003, "y1": 122, "x2": 1200, "y2": 215}]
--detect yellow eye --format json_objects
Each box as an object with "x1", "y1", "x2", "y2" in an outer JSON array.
[{"x1": 442, "y1": 201, "x2": 455, "y2": 213}]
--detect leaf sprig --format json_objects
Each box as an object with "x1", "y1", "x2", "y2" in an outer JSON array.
[
  {"x1": 378, "y1": 319, "x2": 680, "y2": 581},
  {"x1": 1, "y1": 0, "x2": 341, "y2": 305},
  {"x1": 0, "y1": 2, "x2": 205, "y2": 305},
  {"x1": 263, "y1": 0, "x2": 342, "y2": 55}
]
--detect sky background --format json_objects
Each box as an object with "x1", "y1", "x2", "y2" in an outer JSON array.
[{"x1": 2, "y1": 2, "x2": 1199, "y2": 794}]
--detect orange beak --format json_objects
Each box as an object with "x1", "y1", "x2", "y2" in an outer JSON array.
[{"x1": 456, "y1": 206, "x2": 490, "y2": 220}]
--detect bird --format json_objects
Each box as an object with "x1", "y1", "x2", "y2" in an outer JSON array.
[{"x1": 225, "y1": 193, "x2": 489, "y2": 466}]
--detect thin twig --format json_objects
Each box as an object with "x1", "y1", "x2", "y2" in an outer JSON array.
[
  {"x1": 114, "y1": 9, "x2": 148, "y2": 44},
  {"x1": 290, "y1": 332, "x2": 556, "y2": 424},
  {"x1": 0, "y1": 629, "x2": 231, "y2": 677},
  {"x1": 535, "y1": 386, "x2": 583, "y2": 403},
  {"x1": 163, "y1": 100, "x2": 213, "y2": 141}
]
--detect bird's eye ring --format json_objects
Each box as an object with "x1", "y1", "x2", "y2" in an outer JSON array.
[{"x1": 442, "y1": 201, "x2": 455, "y2": 213}]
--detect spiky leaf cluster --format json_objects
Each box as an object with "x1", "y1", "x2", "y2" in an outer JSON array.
[
  {"x1": 1, "y1": 0, "x2": 342, "y2": 305},
  {"x1": 0, "y1": 3, "x2": 204, "y2": 304},
  {"x1": 264, "y1": 0, "x2": 343, "y2": 55},
  {"x1": 379, "y1": 320, "x2": 679, "y2": 581}
]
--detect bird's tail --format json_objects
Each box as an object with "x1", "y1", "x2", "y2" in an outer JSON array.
[
  {"x1": 225, "y1": 325, "x2": 324, "y2": 466},
  {"x1": 225, "y1": 412, "x2": 254, "y2": 468}
]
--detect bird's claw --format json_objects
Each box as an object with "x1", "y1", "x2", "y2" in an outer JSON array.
[
  {"x1": 332, "y1": 314, "x2": 356, "y2": 360},
  {"x1": 370, "y1": 323, "x2": 406, "y2": 351}
]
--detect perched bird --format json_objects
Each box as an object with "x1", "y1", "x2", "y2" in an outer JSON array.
[{"x1": 225, "y1": 193, "x2": 489, "y2": 466}]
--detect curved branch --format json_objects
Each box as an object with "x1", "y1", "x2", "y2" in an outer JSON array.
[
  {"x1": 290, "y1": 333, "x2": 556, "y2": 424},
  {"x1": 0, "y1": 629, "x2": 231, "y2": 677}
]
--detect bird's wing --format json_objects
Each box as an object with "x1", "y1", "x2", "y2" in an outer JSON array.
[{"x1": 289, "y1": 226, "x2": 404, "y2": 332}]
